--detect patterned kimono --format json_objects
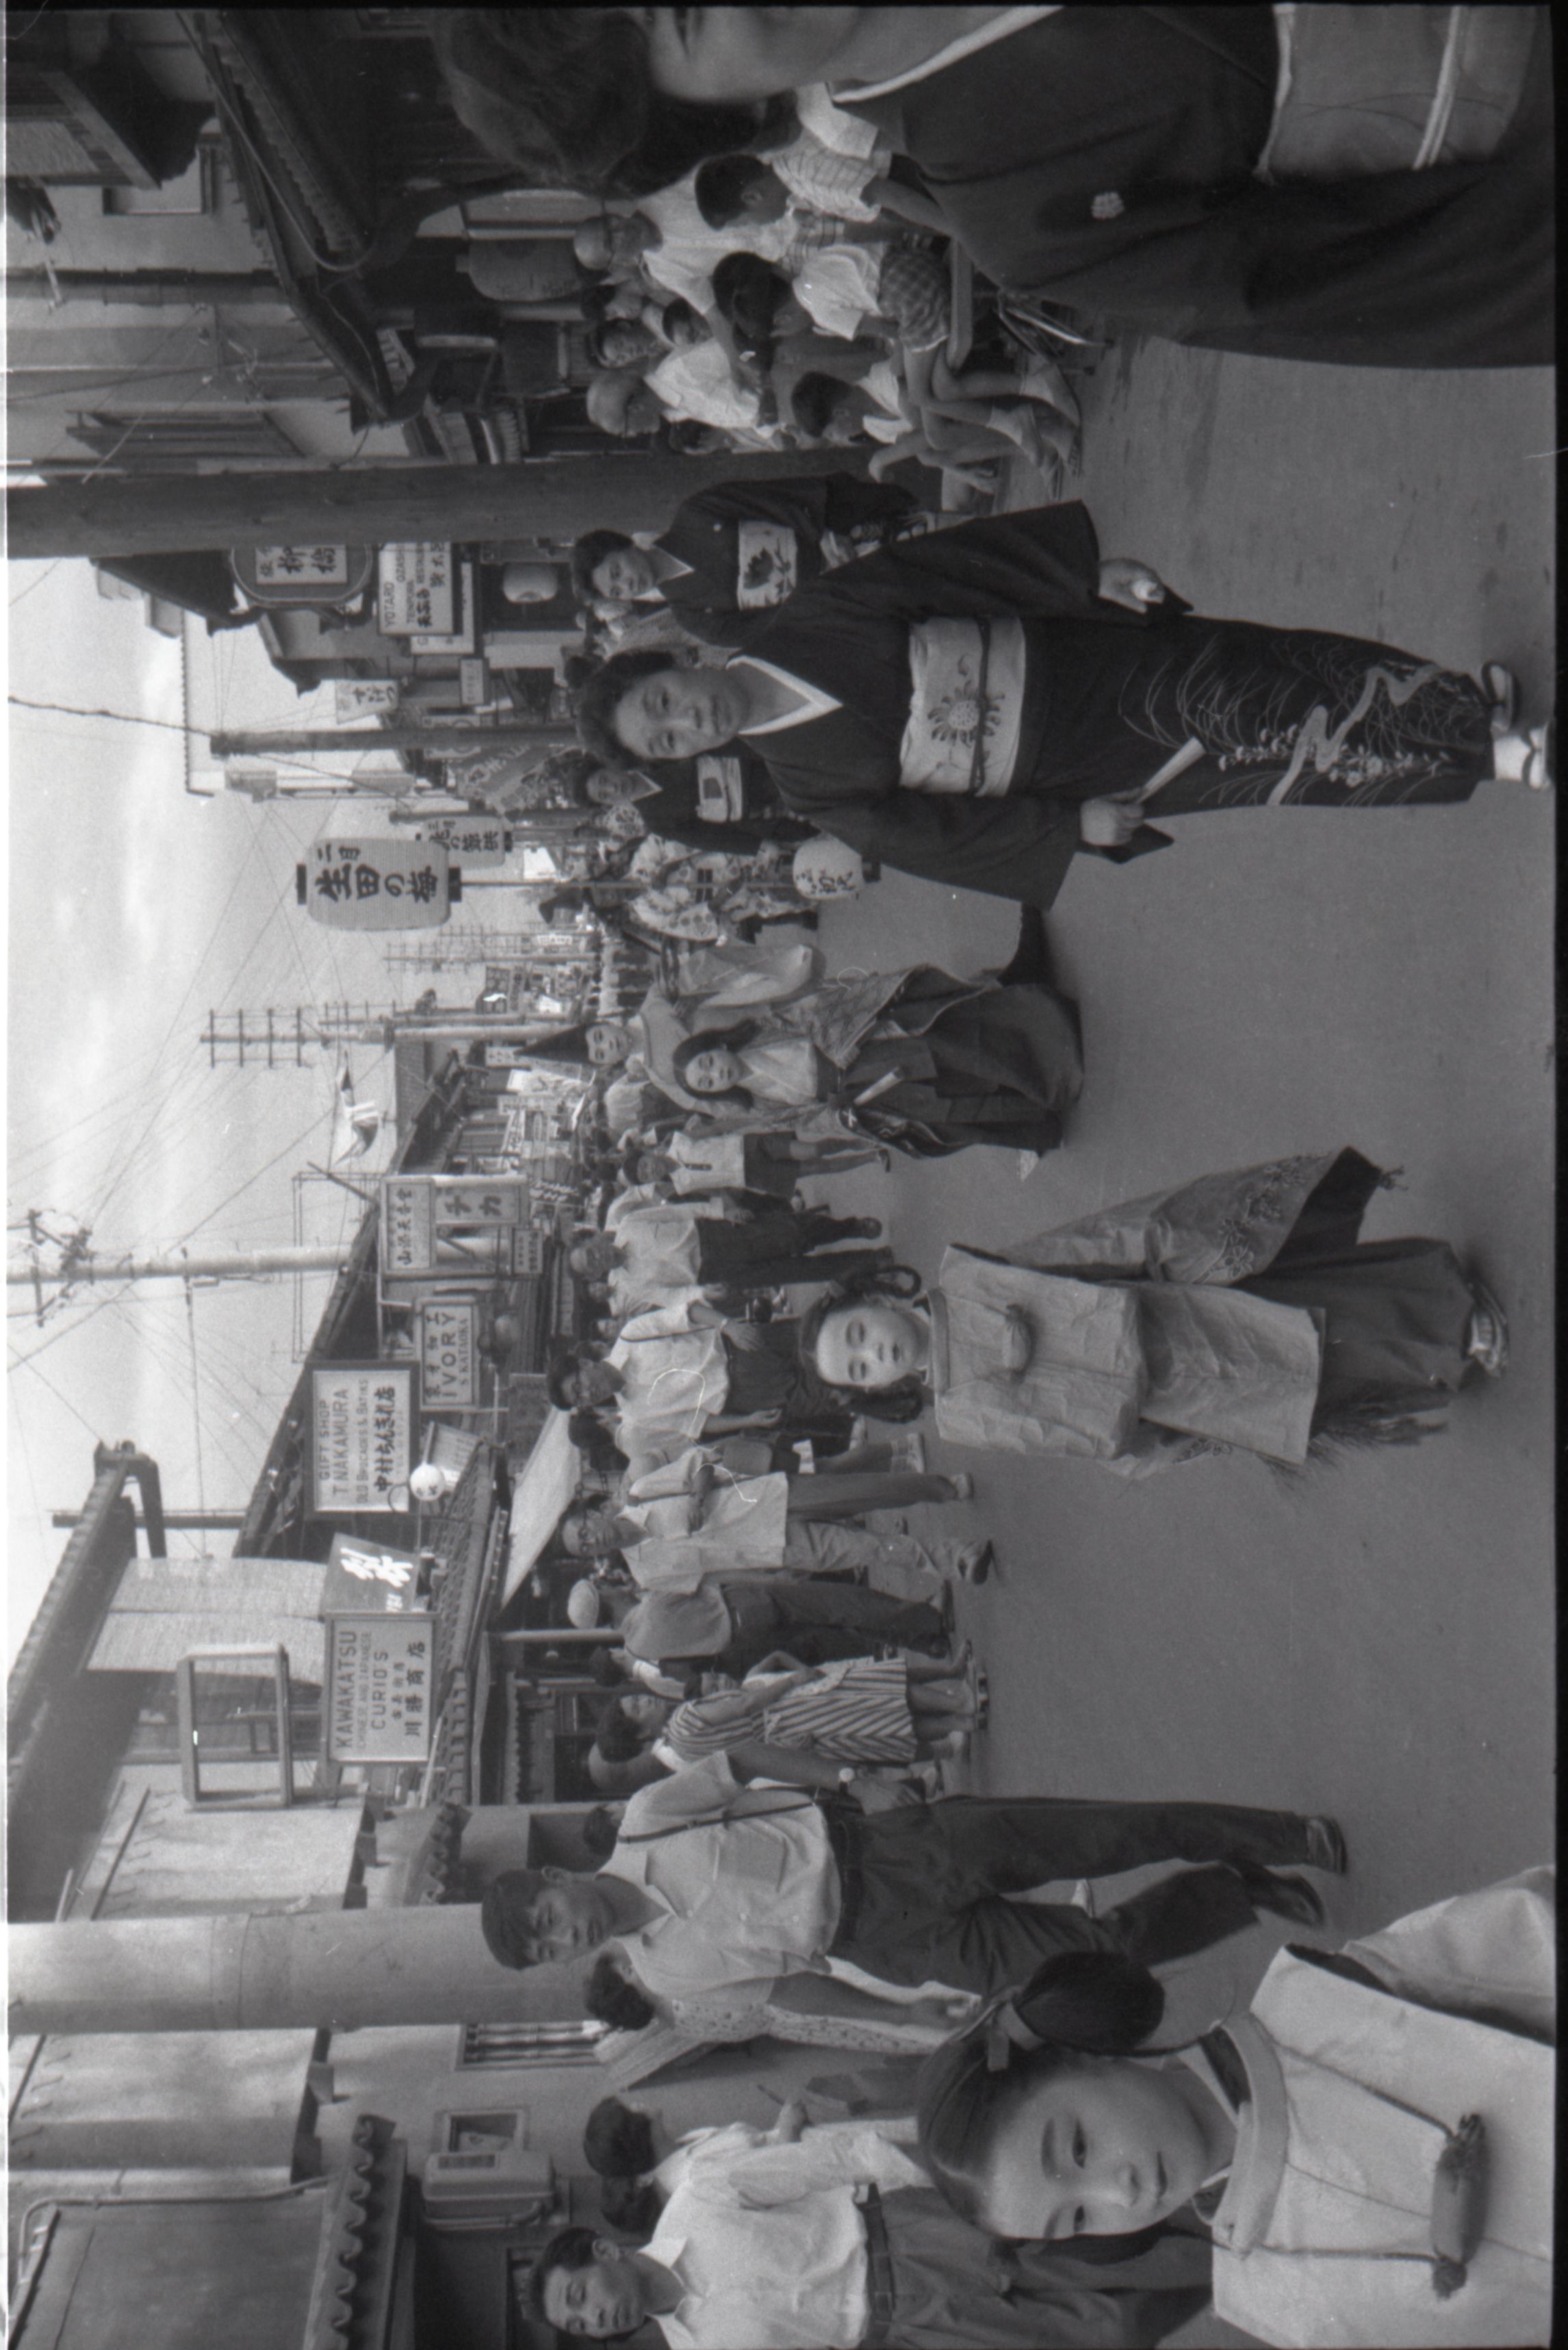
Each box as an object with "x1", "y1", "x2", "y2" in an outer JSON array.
[
  {"x1": 930, "y1": 1147, "x2": 1476, "y2": 1470},
  {"x1": 733, "y1": 505, "x2": 1498, "y2": 911}
]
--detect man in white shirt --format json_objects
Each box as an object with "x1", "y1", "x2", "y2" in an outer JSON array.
[
  {"x1": 481, "y1": 1748, "x2": 1350, "y2": 2017},
  {"x1": 528, "y1": 2112, "x2": 1211, "y2": 2345}
]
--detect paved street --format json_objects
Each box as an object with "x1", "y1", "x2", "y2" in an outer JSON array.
[{"x1": 796, "y1": 342, "x2": 1554, "y2": 2099}]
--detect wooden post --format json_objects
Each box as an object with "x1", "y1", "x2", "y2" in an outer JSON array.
[
  {"x1": 211, "y1": 723, "x2": 580, "y2": 758},
  {"x1": 5, "y1": 448, "x2": 854, "y2": 562}
]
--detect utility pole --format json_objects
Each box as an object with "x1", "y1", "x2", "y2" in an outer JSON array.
[
  {"x1": 52, "y1": 1507, "x2": 246, "y2": 1531},
  {"x1": 5, "y1": 448, "x2": 846, "y2": 562},
  {"x1": 212, "y1": 721, "x2": 579, "y2": 758},
  {"x1": 8, "y1": 1240, "x2": 355, "y2": 1290},
  {"x1": 8, "y1": 270, "x2": 286, "y2": 309}
]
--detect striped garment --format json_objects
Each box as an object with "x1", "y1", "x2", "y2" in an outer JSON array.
[{"x1": 664, "y1": 1657, "x2": 916, "y2": 1764}]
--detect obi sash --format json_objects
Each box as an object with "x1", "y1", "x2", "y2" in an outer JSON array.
[
  {"x1": 899, "y1": 617, "x2": 1027, "y2": 797},
  {"x1": 1257, "y1": 5, "x2": 1535, "y2": 182}
]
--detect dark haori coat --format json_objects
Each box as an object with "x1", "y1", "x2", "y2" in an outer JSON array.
[
  {"x1": 732, "y1": 502, "x2": 1496, "y2": 910},
  {"x1": 634, "y1": 744, "x2": 817, "y2": 855},
  {"x1": 650, "y1": 472, "x2": 920, "y2": 648},
  {"x1": 845, "y1": 3, "x2": 1552, "y2": 368}
]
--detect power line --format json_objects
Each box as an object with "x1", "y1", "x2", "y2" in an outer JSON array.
[{"x1": 8, "y1": 695, "x2": 198, "y2": 737}]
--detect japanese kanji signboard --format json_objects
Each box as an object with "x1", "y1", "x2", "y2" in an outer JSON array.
[
  {"x1": 419, "y1": 1301, "x2": 479, "y2": 1406},
  {"x1": 324, "y1": 1611, "x2": 434, "y2": 1763},
  {"x1": 335, "y1": 680, "x2": 400, "y2": 721},
  {"x1": 322, "y1": 1531, "x2": 424, "y2": 1614},
  {"x1": 378, "y1": 541, "x2": 455, "y2": 637},
  {"x1": 419, "y1": 819, "x2": 513, "y2": 869},
  {"x1": 380, "y1": 1174, "x2": 528, "y2": 1285},
  {"x1": 231, "y1": 544, "x2": 373, "y2": 606},
  {"x1": 306, "y1": 838, "x2": 450, "y2": 932},
  {"x1": 310, "y1": 1364, "x2": 415, "y2": 1515}
]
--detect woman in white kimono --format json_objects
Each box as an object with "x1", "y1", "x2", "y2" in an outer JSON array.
[
  {"x1": 915, "y1": 1867, "x2": 1554, "y2": 2347},
  {"x1": 801, "y1": 1148, "x2": 1508, "y2": 1472}
]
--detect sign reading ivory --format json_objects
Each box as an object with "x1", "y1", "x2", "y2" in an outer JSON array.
[
  {"x1": 310, "y1": 1364, "x2": 415, "y2": 1514},
  {"x1": 306, "y1": 837, "x2": 451, "y2": 931},
  {"x1": 419, "y1": 1300, "x2": 479, "y2": 1406},
  {"x1": 378, "y1": 541, "x2": 455, "y2": 637},
  {"x1": 325, "y1": 1611, "x2": 434, "y2": 1763}
]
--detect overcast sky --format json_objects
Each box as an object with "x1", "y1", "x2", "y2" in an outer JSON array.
[{"x1": 6, "y1": 560, "x2": 451, "y2": 1660}]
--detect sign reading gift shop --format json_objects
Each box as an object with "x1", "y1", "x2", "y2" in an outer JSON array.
[
  {"x1": 418, "y1": 818, "x2": 513, "y2": 869},
  {"x1": 419, "y1": 1299, "x2": 478, "y2": 1407},
  {"x1": 310, "y1": 1363, "x2": 415, "y2": 1516},
  {"x1": 381, "y1": 1174, "x2": 528, "y2": 1285},
  {"x1": 325, "y1": 1610, "x2": 433, "y2": 1763},
  {"x1": 305, "y1": 837, "x2": 451, "y2": 931}
]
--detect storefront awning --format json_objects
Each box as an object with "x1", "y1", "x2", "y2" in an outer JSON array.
[{"x1": 500, "y1": 1410, "x2": 577, "y2": 1605}]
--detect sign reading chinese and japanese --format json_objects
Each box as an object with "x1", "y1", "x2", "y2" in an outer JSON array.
[
  {"x1": 307, "y1": 838, "x2": 450, "y2": 932},
  {"x1": 325, "y1": 1611, "x2": 434, "y2": 1763},
  {"x1": 418, "y1": 819, "x2": 513, "y2": 870},
  {"x1": 231, "y1": 544, "x2": 373, "y2": 606},
  {"x1": 409, "y1": 564, "x2": 476, "y2": 656},
  {"x1": 322, "y1": 1531, "x2": 423, "y2": 1614},
  {"x1": 310, "y1": 1364, "x2": 414, "y2": 1515},
  {"x1": 378, "y1": 541, "x2": 455, "y2": 637},
  {"x1": 381, "y1": 1177, "x2": 436, "y2": 1277},
  {"x1": 419, "y1": 1301, "x2": 479, "y2": 1407}
]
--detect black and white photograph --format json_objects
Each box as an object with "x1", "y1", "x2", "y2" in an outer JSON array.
[{"x1": 5, "y1": 10, "x2": 1555, "y2": 2349}]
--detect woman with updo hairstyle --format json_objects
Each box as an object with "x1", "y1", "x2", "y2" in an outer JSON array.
[{"x1": 918, "y1": 1871, "x2": 1556, "y2": 2346}]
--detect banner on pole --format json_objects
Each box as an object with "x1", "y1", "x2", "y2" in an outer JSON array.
[{"x1": 306, "y1": 837, "x2": 450, "y2": 930}]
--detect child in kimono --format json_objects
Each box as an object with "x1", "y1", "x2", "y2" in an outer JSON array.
[
  {"x1": 801, "y1": 1148, "x2": 1507, "y2": 1472},
  {"x1": 916, "y1": 1867, "x2": 1554, "y2": 2347}
]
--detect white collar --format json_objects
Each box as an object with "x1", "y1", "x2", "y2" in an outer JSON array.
[
  {"x1": 730, "y1": 654, "x2": 843, "y2": 735},
  {"x1": 834, "y1": 5, "x2": 1057, "y2": 101}
]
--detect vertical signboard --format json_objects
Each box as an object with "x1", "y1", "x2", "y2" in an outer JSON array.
[
  {"x1": 325, "y1": 1612, "x2": 434, "y2": 1763},
  {"x1": 378, "y1": 542, "x2": 454, "y2": 637},
  {"x1": 419, "y1": 1301, "x2": 479, "y2": 1407},
  {"x1": 306, "y1": 838, "x2": 451, "y2": 931},
  {"x1": 310, "y1": 1364, "x2": 415, "y2": 1515}
]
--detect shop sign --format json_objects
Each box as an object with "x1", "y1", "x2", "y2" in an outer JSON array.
[
  {"x1": 420, "y1": 818, "x2": 513, "y2": 869},
  {"x1": 378, "y1": 541, "x2": 454, "y2": 637},
  {"x1": 305, "y1": 837, "x2": 450, "y2": 931},
  {"x1": 408, "y1": 564, "x2": 476, "y2": 656},
  {"x1": 420, "y1": 1300, "x2": 478, "y2": 1406},
  {"x1": 380, "y1": 1174, "x2": 528, "y2": 1282},
  {"x1": 513, "y1": 1227, "x2": 548, "y2": 1275},
  {"x1": 310, "y1": 1364, "x2": 415, "y2": 1514},
  {"x1": 335, "y1": 680, "x2": 400, "y2": 721},
  {"x1": 231, "y1": 544, "x2": 372, "y2": 605},
  {"x1": 381, "y1": 1176, "x2": 435, "y2": 1276},
  {"x1": 459, "y1": 657, "x2": 489, "y2": 705},
  {"x1": 325, "y1": 1611, "x2": 434, "y2": 1763},
  {"x1": 322, "y1": 1531, "x2": 422, "y2": 1613}
]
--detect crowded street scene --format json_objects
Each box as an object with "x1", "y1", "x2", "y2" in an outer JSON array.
[{"x1": 5, "y1": 10, "x2": 1555, "y2": 2350}]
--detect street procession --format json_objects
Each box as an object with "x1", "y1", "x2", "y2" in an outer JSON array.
[{"x1": 3, "y1": 10, "x2": 1555, "y2": 2350}]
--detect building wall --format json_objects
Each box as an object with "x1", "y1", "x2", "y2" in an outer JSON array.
[
  {"x1": 69, "y1": 1767, "x2": 366, "y2": 1919},
  {"x1": 9, "y1": 2025, "x2": 316, "y2": 2188}
]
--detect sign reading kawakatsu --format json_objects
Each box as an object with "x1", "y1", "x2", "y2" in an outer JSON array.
[
  {"x1": 325, "y1": 1611, "x2": 434, "y2": 1763},
  {"x1": 310, "y1": 1364, "x2": 415, "y2": 1514}
]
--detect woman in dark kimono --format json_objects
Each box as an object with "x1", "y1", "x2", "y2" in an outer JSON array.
[
  {"x1": 570, "y1": 470, "x2": 929, "y2": 650},
  {"x1": 433, "y1": 9, "x2": 1551, "y2": 370},
  {"x1": 576, "y1": 502, "x2": 1545, "y2": 915}
]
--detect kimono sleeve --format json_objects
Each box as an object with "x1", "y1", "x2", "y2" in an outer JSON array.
[
  {"x1": 812, "y1": 790, "x2": 1084, "y2": 912},
  {"x1": 1343, "y1": 1867, "x2": 1556, "y2": 2043},
  {"x1": 1005, "y1": 1151, "x2": 1352, "y2": 1283},
  {"x1": 791, "y1": 501, "x2": 1109, "y2": 624}
]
